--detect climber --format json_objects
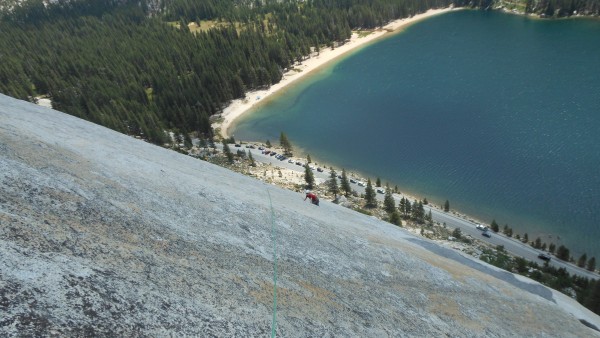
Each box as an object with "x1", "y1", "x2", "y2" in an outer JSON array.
[{"x1": 304, "y1": 190, "x2": 319, "y2": 206}]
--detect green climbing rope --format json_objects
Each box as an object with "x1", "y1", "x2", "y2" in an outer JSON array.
[{"x1": 268, "y1": 190, "x2": 278, "y2": 338}]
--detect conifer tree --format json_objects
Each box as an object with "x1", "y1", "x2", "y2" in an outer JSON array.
[
  {"x1": 327, "y1": 167, "x2": 339, "y2": 199},
  {"x1": 389, "y1": 211, "x2": 401, "y2": 226},
  {"x1": 266, "y1": 140, "x2": 272, "y2": 148},
  {"x1": 304, "y1": 163, "x2": 315, "y2": 189},
  {"x1": 404, "y1": 198, "x2": 412, "y2": 217},
  {"x1": 279, "y1": 132, "x2": 293, "y2": 157},
  {"x1": 340, "y1": 169, "x2": 351, "y2": 197},
  {"x1": 549, "y1": 243, "x2": 556, "y2": 254},
  {"x1": 364, "y1": 178, "x2": 377, "y2": 208},
  {"x1": 413, "y1": 200, "x2": 425, "y2": 223},
  {"x1": 383, "y1": 187, "x2": 395, "y2": 214},
  {"x1": 399, "y1": 198, "x2": 407, "y2": 217},
  {"x1": 426, "y1": 209, "x2": 433, "y2": 224},
  {"x1": 222, "y1": 140, "x2": 234, "y2": 164},
  {"x1": 585, "y1": 280, "x2": 600, "y2": 314},
  {"x1": 444, "y1": 200, "x2": 450, "y2": 212},
  {"x1": 306, "y1": 154, "x2": 312, "y2": 164},
  {"x1": 587, "y1": 257, "x2": 596, "y2": 272},
  {"x1": 376, "y1": 177, "x2": 381, "y2": 187},
  {"x1": 490, "y1": 219, "x2": 499, "y2": 233},
  {"x1": 578, "y1": 253, "x2": 588, "y2": 268},
  {"x1": 523, "y1": 233, "x2": 529, "y2": 243},
  {"x1": 556, "y1": 245, "x2": 570, "y2": 260}
]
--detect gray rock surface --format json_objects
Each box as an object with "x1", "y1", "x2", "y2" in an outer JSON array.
[{"x1": 1, "y1": 93, "x2": 599, "y2": 337}]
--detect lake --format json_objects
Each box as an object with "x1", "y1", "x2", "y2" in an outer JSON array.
[{"x1": 231, "y1": 10, "x2": 600, "y2": 259}]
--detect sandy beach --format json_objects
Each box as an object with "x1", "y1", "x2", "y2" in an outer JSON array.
[{"x1": 215, "y1": 7, "x2": 457, "y2": 138}]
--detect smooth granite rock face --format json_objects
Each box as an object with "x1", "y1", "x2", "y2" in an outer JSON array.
[{"x1": 1, "y1": 93, "x2": 598, "y2": 337}]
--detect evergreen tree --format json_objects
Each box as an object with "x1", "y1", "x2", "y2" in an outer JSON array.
[
  {"x1": 398, "y1": 198, "x2": 407, "y2": 217},
  {"x1": 306, "y1": 154, "x2": 312, "y2": 164},
  {"x1": 389, "y1": 211, "x2": 401, "y2": 226},
  {"x1": 549, "y1": 243, "x2": 556, "y2": 254},
  {"x1": 444, "y1": 200, "x2": 450, "y2": 212},
  {"x1": 222, "y1": 140, "x2": 234, "y2": 164},
  {"x1": 423, "y1": 198, "x2": 428, "y2": 205},
  {"x1": 578, "y1": 253, "x2": 588, "y2": 268},
  {"x1": 266, "y1": 140, "x2": 272, "y2": 148},
  {"x1": 340, "y1": 169, "x2": 351, "y2": 197},
  {"x1": 586, "y1": 280, "x2": 600, "y2": 314},
  {"x1": 587, "y1": 257, "x2": 596, "y2": 272},
  {"x1": 327, "y1": 167, "x2": 339, "y2": 199},
  {"x1": 523, "y1": 233, "x2": 529, "y2": 243},
  {"x1": 279, "y1": 131, "x2": 293, "y2": 156},
  {"x1": 383, "y1": 187, "x2": 395, "y2": 214},
  {"x1": 413, "y1": 200, "x2": 425, "y2": 223},
  {"x1": 304, "y1": 163, "x2": 315, "y2": 189},
  {"x1": 375, "y1": 177, "x2": 381, "y2": 187},
  {"x1": 556, "y1": 245, "x2": 570, "y2": 261},
  {"x1": 491, "y1": 219, "x2": 499, "y2": 233},
  {"x1": 534, "y1": 237, "x2": 542, "y2": 249},
  {"x1": 426, "y1": 209, "x2": 433, "y2": 225},
  {"x1": 364, "y1": 178, "x2": 377, "y2": 208},
  {"x1": 452, "y1": 227, "x2": 462, "y2": 239},
  {"x1": 405, "y1": 198, "x2": 412, "y2": 217}
]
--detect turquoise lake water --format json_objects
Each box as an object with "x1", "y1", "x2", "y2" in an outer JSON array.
[{"x1": 232, "y1": 10, "x2": 600, "y2": 259}]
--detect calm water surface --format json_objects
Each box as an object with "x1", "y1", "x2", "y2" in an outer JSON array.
[{"x1": 232, "y1": 10, "x2": 600, "y2": 258}]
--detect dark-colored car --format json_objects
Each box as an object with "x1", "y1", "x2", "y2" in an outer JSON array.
[
  {"x1": 538, "y1": 253, "x2": 552, "y2": 261},
  {"x1": 482, "y1": 231, "x2": 491, "y2": 238}
]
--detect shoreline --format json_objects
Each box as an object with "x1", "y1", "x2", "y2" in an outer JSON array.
[{"x1": 214, "y1": 7, "x2": 458, "y2": 138}]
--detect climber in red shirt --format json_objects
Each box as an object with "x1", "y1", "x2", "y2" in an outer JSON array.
[{"x1": 304, "y1": 190, "x2": 319, "y2": 206}]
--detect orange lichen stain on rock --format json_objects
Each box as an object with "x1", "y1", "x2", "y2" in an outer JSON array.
[
  {"x1": 427, "y1": 294, "x2": 484, "y2": 332},
  {"x1": 250, "y1": 279, "x2": 343, "y2": 321}
]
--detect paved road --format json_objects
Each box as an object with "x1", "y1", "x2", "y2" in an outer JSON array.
[{"x1": 216, "y1": 143, "x2": 599, "y2": 280}]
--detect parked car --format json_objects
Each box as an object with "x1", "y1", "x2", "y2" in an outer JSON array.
[
  {"x1": 350, "y1": 179, "x2": 357, "y2": 183},
  {"x1": 288, "y1": 159, "x2": 294, "y2": 163},
  {"x1": 258, "y1": 146, "x2": 264, "y2": 150},
  {"x1": 317, "y1": 167, "x2": 323, "y2": 172},
  {"x1": 476, "y1": 224, "x2": 485, "y2": 230},
  {"x1": 234, "y1": 144, "x2": 241, "y2": 147},
  {"x1": 482, "y1": 231, "x2": 491, "y2": 238},
  {"x1": 357, "y1": 181, "x2": 365, "y2": 187},
  {"x1": 249, "y1": 145, "x2": 256, "y2": 149},
  {"x1": 376, "y1": 188, "x2": 385, "y2": 194},
  {"x1": 538, "y1": 253, "x2": 552, "y2": 261},
  {"x1": 337, "y1": 175, "x2": 342, "y2": 179}
]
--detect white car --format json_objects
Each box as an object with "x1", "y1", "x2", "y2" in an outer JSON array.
[{"x1": 476, "y1": 224, "x2": 485, "y2": 230}]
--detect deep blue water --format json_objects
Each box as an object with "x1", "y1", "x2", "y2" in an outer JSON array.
[{"x1": 232, "y1": 10, "x2": 600, "y2": 258}]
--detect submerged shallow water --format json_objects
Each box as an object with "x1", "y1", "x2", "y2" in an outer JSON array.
[{"x1": 232, "y1": 10, "x2": 600, "y2": 258}]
